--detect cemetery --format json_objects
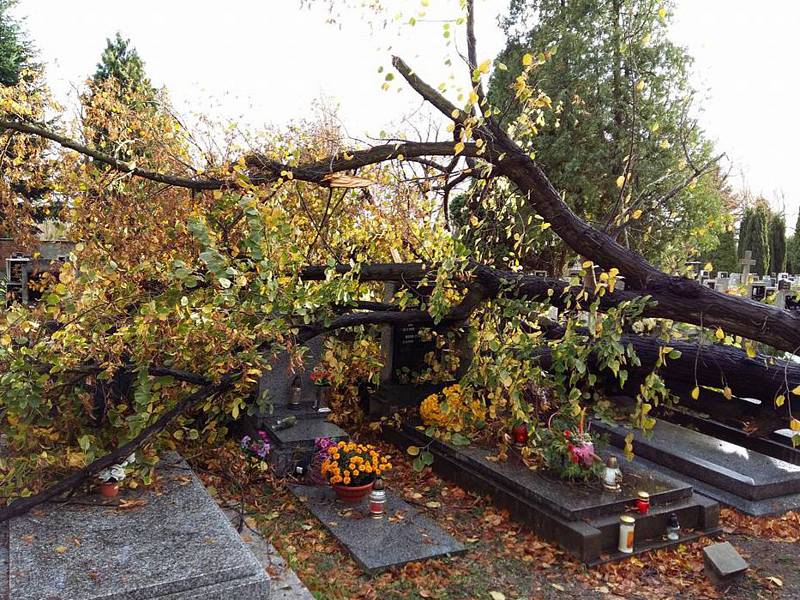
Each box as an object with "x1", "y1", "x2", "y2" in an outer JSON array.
[{"x1": 2, "y1": 1, "x2": 800, "y2": 599}]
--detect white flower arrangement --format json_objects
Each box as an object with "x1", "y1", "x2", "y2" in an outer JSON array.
[{"x1": 97, "y1": 453, "x2": 136, "y2": 483}]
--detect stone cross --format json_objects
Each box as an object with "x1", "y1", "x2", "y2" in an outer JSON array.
[{"x1": 739, "y1": 250, "x2": 755, "y2": 283}]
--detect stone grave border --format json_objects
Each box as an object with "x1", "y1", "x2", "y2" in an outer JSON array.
[{"x1": 383, "y1": 424, "x2": 720, "y2": 565}]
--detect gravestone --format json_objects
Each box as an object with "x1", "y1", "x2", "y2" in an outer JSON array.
[
  {"x1": 749, "y1": 281, "x2": 766, "y2": 301},
  {"x1": 729, "y1": 273, "x2": 741, "y2": 287},
  {"x1": 739, "y1": 250, "x2": 755, "y2": 283},
  {"x1": 257, "y1": 338, "x2": 324, "y2": 414},
  {"x1": 371, "y1": 281, "x2": 467, "y2": 417},
  {"x1": 704, "y1": 279, "x2": 716, "y2": 290},
  {"x1": 715, "y1": 277, "x2": 730, "y2": 293},
  {"x1": 256, "y1": 338, "x2": 349, "y2": 475},
  {"x1": 595, "y1": 418, "x2": 800, "y2": 515},
  {"x1": 776, "y1": 279, "x2": 791, "y2": 309},
  {"x1": 383, "y1": 424, "x2": 720, "y2": 564},
  {"x1": 7, "y1": 454, "x2": 271, "y2": 600},
  {"x1": 716, "y1": 271, "x2": 729, "y2": 279}
]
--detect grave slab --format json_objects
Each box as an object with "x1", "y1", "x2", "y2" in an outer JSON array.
[
  {"x1": 594, "y1": 418, "x2": 800, "y2": 501},
  {"x1": 8, "y1": 453, "x2": 270, "y2": 600},
  {"x1": 288, "y1": 484, "x2": 466, "y2": 574},
  {"x1": 453, "y1": 444, "x2": 692, "y2": 520},
  {"x1": 661, "y1": 408, "x2": 800, "y2": 466}
]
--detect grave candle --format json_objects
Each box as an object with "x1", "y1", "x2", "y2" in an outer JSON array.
[
  {"x1": 636, "y1": 491, "x2": 650, "y2": 514},
  {"x1": 666, "y1": 513, "x2": 680, "y2": 541},
  {"x1": 369, "y1": 477, "x2": 386, "y2": 519},
  {"x1": 618, "y1": 515, "x2": 635, "y2": 553},
  {"x1": 602, "y1": 456, "x2": 622, "y2": 491},
  {"x1": 511, "y1": 423, "x2": 529, "y2": 447}
]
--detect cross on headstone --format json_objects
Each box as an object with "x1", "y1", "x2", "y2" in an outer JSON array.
[{"x1": 739, "y1": 250, "x2": 755, "y2": 283}]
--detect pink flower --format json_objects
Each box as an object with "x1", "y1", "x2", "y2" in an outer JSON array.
[{"x1": 570, "y1": 442, "x2": 596, "y2": 467}]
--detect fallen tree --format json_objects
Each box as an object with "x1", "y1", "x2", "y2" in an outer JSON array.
[{"x1": 1, "y1": 0, "x2": 798, "y2": 522}]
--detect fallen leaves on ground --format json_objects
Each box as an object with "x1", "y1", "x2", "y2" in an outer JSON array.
[{"x1": 181, "y1": 435, "x2": 791, "y2": 600}]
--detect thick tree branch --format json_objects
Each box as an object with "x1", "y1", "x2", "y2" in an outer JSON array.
[{"x1": 0, "y1": 373, "x2": 238, "y2": 522}]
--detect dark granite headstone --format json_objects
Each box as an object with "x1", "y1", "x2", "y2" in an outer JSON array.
[
  {"x1": 751, "y1": 282, "x2": 767, "y2": 301},
  {"x1": 390, "y1": 322, "x2": 437, "y2": 380},
  {"x1": 257, "y1": 337, "x2": 324, "y2": 415},
  {"x1": 289, "y1": 484, "x2": 466, "y2": 573}
]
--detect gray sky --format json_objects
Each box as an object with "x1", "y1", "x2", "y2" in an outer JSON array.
[{"x1": 12, "y1": 0, "x2": 800, "y2": 226}]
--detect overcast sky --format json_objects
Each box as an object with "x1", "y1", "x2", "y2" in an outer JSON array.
[{"x1": 11, "y1": 0, "x2": 800, "y2": 227}]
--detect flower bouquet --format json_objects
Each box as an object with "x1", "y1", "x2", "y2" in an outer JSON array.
[
  {"x1": 240, "y1": 431, "x2": 271, "y2": 461},
  {"x1": 97, "y1": 453, "x2": 135, "y2": 497},
  {"x1": 309, "y1": 366, "x2": 332, "y2": 412},
  {"x1": 540, "y1": 411, "x2": 604, "y2": 482},
  {"x1": 321, "y1": 440, "x2": 392, "y2": 502}
]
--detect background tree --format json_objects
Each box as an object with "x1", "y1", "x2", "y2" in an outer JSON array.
[
  {"x1": 0, "y1": 0, "x2": 60, "y2": 239},
  {"x1": 705, "y1": 226, "x2": 738, "y2": 273},
  {"x1": 82, "y1": 33, "x2": 157, "y2": 161},
  {"x1": 0, "y1": 0, "x2": 34, "y2": 86},
  {"x1": 486, "y1": 0, "x2": 727, "y2": 273},
  {"x1": 787, "y1": 212, "x2": 800, "y2": 273},
  {"x1": 737, "y1": 201, "x2": 770, "y2": 277},
  {"x1": 768, "y1": 212, "x2": 786, "y2": 274}
]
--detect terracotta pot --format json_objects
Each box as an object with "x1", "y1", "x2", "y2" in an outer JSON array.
[
  {"x1": 99, "y1": 481, "x2": 119, "y2": 498},
  {"x1": 332, "y1": 480, "x2": 374, "y2": 503}
]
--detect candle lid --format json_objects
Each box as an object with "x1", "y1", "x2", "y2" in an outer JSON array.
[
  {"x1": 637, "y1": 491, "x2": 650, "y2": 500},
  {"x1": 619, "y1": 515, "x2": 636, "y2": 524}
]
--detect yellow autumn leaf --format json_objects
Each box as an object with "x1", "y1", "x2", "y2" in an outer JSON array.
[
  {"x1": 790, "y1": 419, "x2": 800, "y2": 432},
  {"x1": 407, "y1": 445, "x2": 420, "y2": 456},
  {"x1": 776, "y1": 394, "x2": 786, "y2": 407},
  {"x1": 497, "y1": 62, "x2": 508, "y2": 71},
  {"x1": 522, "y1": 53, "x2": 533, "y2": 66},
  {"x1": 469, "y1": 215, "x2": 480, "y2": 227},
  {"x1": 715, "y1": 327, "x2": 724, "y2": 340},
  {"x1": 615, "y1": 175, "x2": 625, "y2": 188},
  {"x1": 631, "y1": 209, "x2": 643, "y2": 220},
  {"x1": 691, "y1": 386, "x2": 700, "y2": 400},
  {"x1": 454, "y1": 141, "x2": 465, "y2": 155},
  {"x1": 478, "y1": 59, "x2": 491, "y2": 74},
  {"x1": 468, "y1": 90, "x2": 479, "y2": 105},
  {"x1": 791, "y1": 385, "x2": 800, "y2": 395},
  {"x1": 704, "y1": 262, "x2": 713, "y2": 271},
  {"x1": 540, "y1": 222, "x2": 551, "y2": 231},
  {"x1": 746, "y1": 343, "x2": 757, "y2": 358},
  {"x1": 489, "y1": 593, "x2": 506, "y2": 600},
  {"x1": 635, "y1": 80, "x2": 645, "y2": 92},
  {"x1": 723, "y1": 386, "x2": 732, "y2": 400},
  {"x1": 658, "y1": 6, "x2": 667, "y2": 19}
]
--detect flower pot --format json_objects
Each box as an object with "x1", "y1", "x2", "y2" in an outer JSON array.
[
  {"x1": 332, "y1": 480, "x2": 374, "y2": 503},
  {"x1": 98, "y1": 481, "x2": 119, "y2": 498}
]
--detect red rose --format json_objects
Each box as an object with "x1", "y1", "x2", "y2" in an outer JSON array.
[{"x1": 564, "y1": 430, "x2": 571, "y2": 438}]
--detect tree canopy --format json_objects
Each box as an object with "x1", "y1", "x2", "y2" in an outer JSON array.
[{"x1": 1, "y1": 0, "x2": 799, "y2": 522}]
